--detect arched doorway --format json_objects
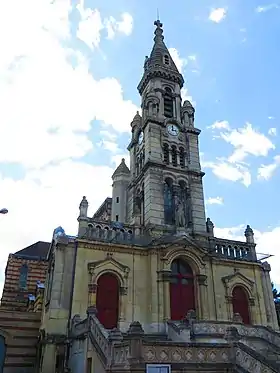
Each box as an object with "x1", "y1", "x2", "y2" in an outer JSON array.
[
  {"x1": 232, "y1": 286, "x2": 250, "y2": 324},
  {"x1": 170, "y1": 258, "x2": 195, "y2": 320},
  {"x1": 96, "y1": 273, "x2": 119, "y2": 329}
]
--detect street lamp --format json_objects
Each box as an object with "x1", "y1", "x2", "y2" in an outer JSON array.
[{"x1": 0, "y1": 208, "x2": 8, "y2": 214}]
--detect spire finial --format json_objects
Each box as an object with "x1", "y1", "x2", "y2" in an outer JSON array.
[{"x1": 153, "y1": 19, "x2": 164, "y2": 42}]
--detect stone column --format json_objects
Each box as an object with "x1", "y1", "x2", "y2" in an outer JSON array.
[
  {"x1": 197, "y1": 274, "x2": 208, "y2": 320},
  {"x1": 41, "y1": 344, "x2": 56, "y2": 373},
  {"x1": 88, "y1": 283, "x2": 97, "y2": 309},
  {"x1": 159, "y1": 270, "x2": 171, "y2": 321},
  {"x1": 262, "y1": 262, "x2": 279, "y2": 328},
  {"x1": 119, "y1": 286, "x2": 128, "y2": 324},
  {"x1": 127, "y1": 321, "x2": 144, "y2": 367}
]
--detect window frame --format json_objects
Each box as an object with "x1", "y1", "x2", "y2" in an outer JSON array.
[{"x1": 146, "y1": 364, "x2": 171, "y2": 373}]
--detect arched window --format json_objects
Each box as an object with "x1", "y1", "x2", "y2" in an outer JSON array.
[
  {"x1": 171, "y1": 146, "x2": 177, "y2": 166},
  {"x1": 170, "y1": 258, "x2": 195, "y2": 320},
  {"x1": 163, "y1": 143, "x2": 169, "y2": 164},
  {"x1": 19, "y1": 264, "x2": 28, "y2": 289},
  {"x1": 179, "y1": 147, "x2": 185, "y2": 168},
  {"x1": 164, "y1": 178, "x2": 174, "y2": 224},
  {"x1": 164, "y1": 54, "x2": 170, "y2": 65},
  {"x1": 164, "y1": 87, "x2": 174, "y2": 118},
  {"x1": 96, "y1": 273, "x2": 119, "y2": 329},
  {"x1": 232, "y1": 286, "x2": 251, "y2": 324}
]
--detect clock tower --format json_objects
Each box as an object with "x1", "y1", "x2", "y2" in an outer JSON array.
[{"x1": 127, "y1": 20, "x2": 206, "y2": 234}]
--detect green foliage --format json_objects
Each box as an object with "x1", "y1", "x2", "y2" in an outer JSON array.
[{"x1": 272, "y1": 282, "x2": 280, "y2": 303}]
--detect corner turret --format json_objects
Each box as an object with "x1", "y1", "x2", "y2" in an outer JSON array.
[{"x1": 111, "y1": 158, "x2": 130, "y2": 223}]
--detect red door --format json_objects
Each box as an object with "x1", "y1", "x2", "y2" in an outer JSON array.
[
  {"x1": 96, "y1": 273, "x2": 119, "y2": 329},
  {"x1": 170, "y1": 259, "x2": 195, "y2": 320},
  {"x1": 232, "y1": 286, "x2": 250, "y2": 324}
]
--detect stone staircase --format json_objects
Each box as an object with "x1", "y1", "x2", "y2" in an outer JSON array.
[
  {"x1": 167, "y1": 320, "x2": 280, "y2": 373},
  {"x1": 0, "y1": 310, "x2": 41, "y2": 373}
]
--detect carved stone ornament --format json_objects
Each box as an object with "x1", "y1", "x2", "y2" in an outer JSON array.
[
  {"x1": 88, "y1": 254, "x2": 130, "y2": 289},
  {"x1": 222, "y1": 271, "x2": 254, "y2": 300},
  {"x1": 120, "y1": 286, "x2": 128, "y2": 296},
  {"x1": 197, "y1": 274, "x2": 207, "y2": 286}
]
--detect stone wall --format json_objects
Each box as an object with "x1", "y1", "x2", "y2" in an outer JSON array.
[
  {"x1": 1, "y1": 255, "x2": 48, "y2": 311},
  {"x1": 0, "y1": 310, "x2": 41, "y2": 373}
]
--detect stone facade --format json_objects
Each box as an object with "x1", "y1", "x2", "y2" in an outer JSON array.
[{"x1": 37, "y1": 20, "x2": 279, "y2": 373}]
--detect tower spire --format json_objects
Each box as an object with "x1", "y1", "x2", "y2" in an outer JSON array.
[{"x1": 138, "y1": 19, "x2": 184, "y2": 95}]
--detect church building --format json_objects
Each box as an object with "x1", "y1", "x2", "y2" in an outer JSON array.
[{"x1": 39, "y1": 20, "x2": 280, "y2": 373}]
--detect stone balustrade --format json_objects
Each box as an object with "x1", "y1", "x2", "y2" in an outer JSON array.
[
  {"x1": 71, "y1": 314, "x2": 280, "y2": 372},
  {"x1": 214, "y1": 238, "x2": 256, "y2": 262},
  {"x1": 79, "y1": 223, "x2": 135, "y2": 244}
]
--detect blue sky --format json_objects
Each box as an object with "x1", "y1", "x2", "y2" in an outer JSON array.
[{"x1": 0, "y1": 0, "x2": 280, "y2": 291}]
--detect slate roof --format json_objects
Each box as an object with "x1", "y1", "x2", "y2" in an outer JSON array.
[
  {"x1": 13, "y1": 241, "x2": 50, "y2": 259},
  {"x1": 112, "y1": 158, "x2": 130, "y2": 178}
]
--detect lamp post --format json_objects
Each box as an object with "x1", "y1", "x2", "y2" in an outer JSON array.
[{"x1": 0, "y1": 208, "x2": 8, "y2": 214}]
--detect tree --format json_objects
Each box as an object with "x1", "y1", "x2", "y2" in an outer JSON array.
[{"x1": 272, "y1": 282, "x2": 280, "y2": 303}]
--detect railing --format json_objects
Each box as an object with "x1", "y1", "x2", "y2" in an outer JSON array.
[
  {"x1": 235, "y1": 343, "x2": 278, "y2": 373},
  {"x1": 192, "y1": 321, "x2": 280, "y2": 348},
  {"x1": 213, "y1": 238, "x2": 256, "y2": 261}
]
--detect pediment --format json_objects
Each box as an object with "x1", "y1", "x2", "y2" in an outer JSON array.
[
  {"x1": 155, "y1": 233, "x2": 207, "y2": 253},
  {"x1": 159, "y1": 234, "x2": 207, "y2": 269},
  {"x1": 222, "y1": 271, "x2": 254, "y2": 291},
  {"x1": 88, "y1": 253, "x2": 130, "y2": 278}
]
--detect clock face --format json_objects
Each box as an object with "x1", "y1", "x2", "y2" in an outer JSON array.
[
  {"x1": 167, "y1": 124, "x2": 179, "y2": 136},
  {"x1": 138, "y1": 131, "x2": 144, "y2": 144}
]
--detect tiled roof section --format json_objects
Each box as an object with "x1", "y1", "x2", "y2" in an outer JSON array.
[
  {"x1": 14, "y1": 241, "x2": 50, "y2": 259},
  {"x1": 112, "y1": 158, "x2": 130, "y2": 178}
]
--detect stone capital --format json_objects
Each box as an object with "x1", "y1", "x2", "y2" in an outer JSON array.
[
  {"x1": 88, "y1": 283, "x2": 97, "y2": 294},
  {"x1": 157, "y1": 269, "x2": 172, "y2": 282},
  {"x1": 120, "y1": 286, "x2": 128, "y2": 296},
  {"x1": 197, "y1": 274, "x2": 207, "y2": 286}
]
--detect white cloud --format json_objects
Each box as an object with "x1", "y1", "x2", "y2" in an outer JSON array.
[
  {"x1": 76, "y1": 2, "x2": 133, "y2": 47},
  {"x1": 209, "y1": 8, "x2": 227, "y2": 23},
  {"x1": 268, "y1": 116, "x2": 275, "y2": 120},
  {"x1": 76, "y1": 6, "x2": 103, "y2": 49},
  {"x1": 0, "y1": 0, "x2": 138, "y2": 295},
  {"x1": 104, "y1": 13, "x2": 133, "y2": 40},
  {"x1": 205, "y1": 121, "x2": 276, "y2": 186},
  {"x1": 257, "y1": 155, "x2": 280, "y2": 180},
  {"x1": 111, "y1": 154, "x2": 130, "y2": 168},
  {"x1": 168, "y1": 48, "x2": 188, "y2": 73},
  {"x1": 255, "y1": 4, "x2": 279, "y2": 13},
  {"x1": 0, "y1": 0, "x2": 138, "y2": 170},
  {"x1": 115, "y1": 12, "x2": 134, "y2": 35},
  {"x1": 206, "y1": 196, "x2": 224, "y2": 205},
  {"x1": 208, "y1": 120, "x2": 230, "y2": 130},
  {"x1": 203, "y1": 160, "x2": 251, "y2": 187},
  {"x1": 98, "y1": 140, "x2": 120, "y2": 153},
  {"x1": 214, "y1": 224, "x2": 280, "y2": 286},
  {"x1": 0, "y1": 160, "x2": 113, "y2": 294},
  {"x1": 268, "y1": 127, "x2": 277, "y2": 136},
  {"x1": 220, "y1": 122, "x2": 275, "y2": 163}
]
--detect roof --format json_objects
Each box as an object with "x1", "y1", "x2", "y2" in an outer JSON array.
[
  {"x1": 13, "y1": 241, "x2": 50, "y2": 259},
  {"x1": 148, "y1": 20, "x2": 179, "y2": 73},
  {"x1": 112, "y1": 158, "x2": 130, "y2": 178},
  {"x1": 138, "y1": 20, "x2": 184, "y2": 94}
]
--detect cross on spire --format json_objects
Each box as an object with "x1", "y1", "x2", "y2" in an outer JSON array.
[{"x1": 154, "y1": 19, "x2": 163, "y2": 29}]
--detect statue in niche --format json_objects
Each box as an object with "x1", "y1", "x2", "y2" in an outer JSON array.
[
  {"x1": 133, "y1": 195, "x2": 141, "y2": 215},
  {"x1": 182, "y1": 111, "x2": 190, "y2": 126},
  {"x1": 175, "y1": 195, "x2": 186, "y2": 228}
]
